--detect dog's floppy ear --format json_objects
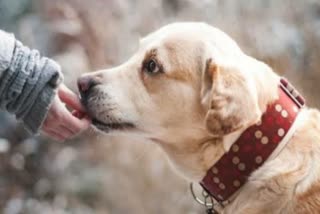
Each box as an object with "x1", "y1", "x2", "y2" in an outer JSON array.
[{"x1": 201, "y1": 58, "x2": 261, "y2": 136}]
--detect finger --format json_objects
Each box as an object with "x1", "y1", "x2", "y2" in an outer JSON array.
[
  {"x1": 48, "y1": 103, "x2": 91, "y2": 134},
  {"x1": 43, "y1": 129, "x2": 66, "y2": 142},
  {"x1": 56, "y1": 125, "x2": 75, "y2": 137},
  {"x1": 42, "y1": 122, "x2": 73, "y2": 140},
  {"x1": 62, "y1": 111, "x2": 91, "y2": 133},
  {"x1": 46, "y1": 126, "x2": 71, "y2": 139},
  {"x1": 58, "y1": 84, "x2": 85, "y2": 112},
  {"x1": 59, "y1": 124, "x2": 79, "y2": 136}
]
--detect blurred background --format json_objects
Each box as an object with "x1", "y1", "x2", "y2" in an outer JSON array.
[{"x1": 0, "y1": 0, "x2": 319, "y2": 213}]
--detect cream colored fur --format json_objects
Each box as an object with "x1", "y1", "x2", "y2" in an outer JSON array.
[{"x1": 80, "y1": 22, "x2": 320, "y2": 213}]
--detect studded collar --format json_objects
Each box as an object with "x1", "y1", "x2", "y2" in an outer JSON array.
[{"x1": 200, "y1": 78, "x2": 305, "y2": 204}]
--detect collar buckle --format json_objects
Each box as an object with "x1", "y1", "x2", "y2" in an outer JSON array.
[{"x1": 190, "y1": 183, "x2": 226, "y2": 214}]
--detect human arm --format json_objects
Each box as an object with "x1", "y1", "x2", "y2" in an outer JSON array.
[{"x1": 0, "y1": 30, "x2": 90, "y2": 138}]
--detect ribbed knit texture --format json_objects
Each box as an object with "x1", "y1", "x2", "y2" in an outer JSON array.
[{"x1": 0, "y1": 30, "x2": 63, "y2": 134}]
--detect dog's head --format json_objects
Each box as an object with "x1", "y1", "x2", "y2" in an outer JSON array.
[{"x1": 78, "y1": 22, "x2": 278, "y2": 178}]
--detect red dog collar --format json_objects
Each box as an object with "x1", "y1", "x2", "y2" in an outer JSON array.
[{"x1": 200, "y1": 78, "x2": 305, "y2": 203}]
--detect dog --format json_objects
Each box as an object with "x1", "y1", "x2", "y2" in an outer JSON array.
[{"x1": 78, "y1": 22, "x2": 320, "y2": 214}]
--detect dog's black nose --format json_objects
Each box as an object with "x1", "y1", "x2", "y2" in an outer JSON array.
[{"x1": 77, "y1": 76, "x2": 100, "y2": 95}]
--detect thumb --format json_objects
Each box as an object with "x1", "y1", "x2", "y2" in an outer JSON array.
[{"x1": 58, "y1": 84, "x2": 85, "y2": 112}]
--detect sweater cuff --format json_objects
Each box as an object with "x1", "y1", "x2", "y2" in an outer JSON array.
[
  {"x1": 21, "y1": 59, "x2": 63, "y2": 135},
  {"x1": 22, "y1": 84, "x2": 56, "y2": 134}
]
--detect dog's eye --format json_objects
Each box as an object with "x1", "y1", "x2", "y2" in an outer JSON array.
[{"x1": 144, "y1": 59, "x2": 161, "y2": 74}]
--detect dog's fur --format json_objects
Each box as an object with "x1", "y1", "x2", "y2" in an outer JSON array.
[{"x1": 80, "y1": 23, "x2": 320, "y2": 213}]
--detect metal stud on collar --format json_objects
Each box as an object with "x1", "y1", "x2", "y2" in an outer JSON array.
[
  {"x1": 280, "y1": 78, "x2": 305, "y2": 108},
  {"x1": 190, "y1": 183, "x2": 219, "y2": 214}
]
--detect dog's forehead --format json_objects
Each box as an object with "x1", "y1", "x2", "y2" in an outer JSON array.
[
  {"x1": 140, "y1": 23, "x2": 207, "y2": 49},
  {"x1": 139, "y1": 22, "x2": 242, "y2": 57}
]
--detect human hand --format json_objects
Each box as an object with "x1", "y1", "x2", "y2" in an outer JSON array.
[{"x1": 42, "y1": 84, "x2": 91, "y2": 141}]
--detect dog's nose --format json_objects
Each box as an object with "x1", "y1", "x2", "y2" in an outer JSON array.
[{"x1": 77, "y1": 76, "x2": 100, "y2": 94}]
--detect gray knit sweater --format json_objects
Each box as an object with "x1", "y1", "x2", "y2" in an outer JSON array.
[{"x1": 0, "y1": 30, "x2": 63, "y2": 134}]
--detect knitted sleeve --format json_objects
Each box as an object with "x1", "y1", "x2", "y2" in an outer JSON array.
[{"x1": 0, "y1": 30, "x2": 63, "y2": 134}]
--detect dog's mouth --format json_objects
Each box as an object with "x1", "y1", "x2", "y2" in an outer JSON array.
[
  {"x1": 92, "y1": 118, "x2": 135, "y2": 133},
  {"x1": 80, "y1": 94, "x2": 136, "y2": 133}
]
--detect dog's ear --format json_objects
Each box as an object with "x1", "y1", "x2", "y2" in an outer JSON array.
[{"x1": 201, "y1": 58, "x2": 261, "y2": 136}]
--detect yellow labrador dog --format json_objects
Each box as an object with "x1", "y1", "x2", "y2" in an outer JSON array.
[{"x1": 78, "y1": 23, "x2": 320, "y2": 214}]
